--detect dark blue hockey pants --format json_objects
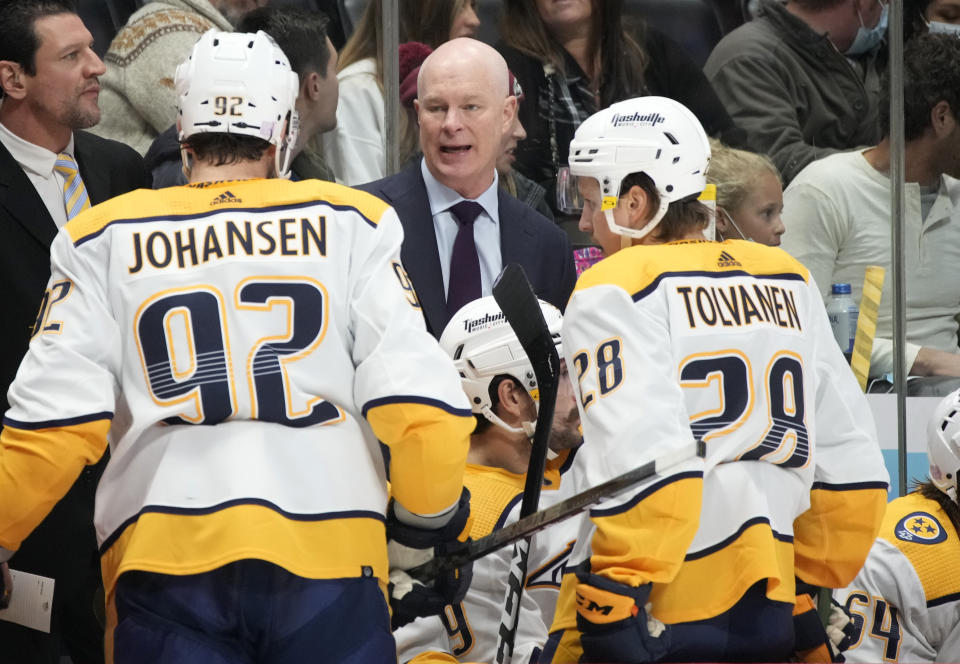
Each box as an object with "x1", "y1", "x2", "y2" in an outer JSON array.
[{"x1": 112, "y1": 559, "x2": 395, "y2": 663}]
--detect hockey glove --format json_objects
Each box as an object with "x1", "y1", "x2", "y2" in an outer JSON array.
[
  {"x1": 793, "y1": 591, "x2": 840, "y2": 663},
  {"x1": 386, "y1": 488, "x2": 473, "y2": 630},
  {"x1": 573, "y1": 561, "x2": 670, "y2": 664},
  {"x1": 793, "y1": 580, "x2": 853, "y2": 663},
  {"x1": 826, "y1": 598, "x2": 857, "y2": 654}
]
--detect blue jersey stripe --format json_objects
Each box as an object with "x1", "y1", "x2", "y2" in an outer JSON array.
[{"x1": 632, "y1": 270, "x2": 808, "y2": 303}]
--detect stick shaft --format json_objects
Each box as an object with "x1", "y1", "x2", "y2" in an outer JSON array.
[
  {"x1": 409, "y1": 441, "x2": 703, "y2": 583},
  {"x1": 491, "y1": 264, "x2": 560, "y2": 663}
]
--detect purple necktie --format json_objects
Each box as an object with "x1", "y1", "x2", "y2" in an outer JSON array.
[{"x1": 447, "y1": 200, "x2": 485, "y2": 315}]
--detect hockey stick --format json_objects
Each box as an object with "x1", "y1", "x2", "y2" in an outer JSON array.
[
  {"x1": 489, "y1": 263, "x2": 561, "y2": 664},
  {"x1": 409, "y1": 440, "x2": 702, "y2": 584}
]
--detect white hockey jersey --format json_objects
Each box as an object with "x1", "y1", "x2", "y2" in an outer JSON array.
[
  {"x1": 548, "y1": 239, "x2": 889, "y2": 657},
  {"x1": 397, "y1": 449, "x2": 585, "y2": 663},
  {"x1": 0, "y1": 179, "x2": 474, "y2": 621},
  {"x1": 834, "y1": 491, "x2": 960, "y2": 663}
]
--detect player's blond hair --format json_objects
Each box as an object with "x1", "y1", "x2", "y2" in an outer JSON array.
[{"x1": 707, "y1": 140, "x2": 782, "y2": 213}]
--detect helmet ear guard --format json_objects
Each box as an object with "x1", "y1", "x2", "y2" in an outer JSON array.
[
  {"x1": 928, "y1": 388, "x2": 960, "y2": 502},
  {"x1": 568, "y1": 96, "x2": 711, "y2": 240},
  {"x1": 440, "y1": 296, "x2": 562, "y2": 439},
  {"x1": 174, "y1": 30, "x2": 301, "y2": 179}
]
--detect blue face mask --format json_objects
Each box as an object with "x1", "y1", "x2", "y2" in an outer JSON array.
[{"x1": 846, "y1": 1, "x2": 888, "y2": 55}]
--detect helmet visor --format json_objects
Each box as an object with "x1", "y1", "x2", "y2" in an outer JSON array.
[{"x1": 555, "y1": 166, "x2": 584, "y2": 215}]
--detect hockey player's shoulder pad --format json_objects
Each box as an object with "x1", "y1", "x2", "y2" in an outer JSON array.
[
  {"x1": 573, "y1": 239, "x2": 809, "y2": 299},
  {"x1": 879, "y1": 493, "x2": 960, "y2": 607}
]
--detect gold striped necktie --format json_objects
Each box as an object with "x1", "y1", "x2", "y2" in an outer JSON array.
[{"x1": 54, "y1": 152, "x2": 91, "y2": 220}]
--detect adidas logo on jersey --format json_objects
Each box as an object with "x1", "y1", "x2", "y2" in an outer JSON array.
[
  {"x1": 717, "y1": 251, "x2": 741, "y2": 268},
  {"x1": 210, "y1": 191, "x2": 241, "y2": 206}
]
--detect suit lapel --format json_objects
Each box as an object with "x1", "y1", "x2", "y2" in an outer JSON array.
[
  {"x1": 498, "y1": 189, "x2": 540, "y2": 287},
  {"x1": 0, "y1": 139, "x2": 58, "y2": 249},
  {"x1": 383, "y1": 166, "x2": 450, "y2": 335},
  {"x1": 74, "y1": 131, "x2": 110, "y2": 205}
]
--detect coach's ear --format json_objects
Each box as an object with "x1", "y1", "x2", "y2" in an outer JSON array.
[{"x1": 0, "y1": 60, "x2": 26, "y2": 100}]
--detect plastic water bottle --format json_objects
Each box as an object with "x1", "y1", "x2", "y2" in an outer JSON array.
[{"x1": 826, "y1": 283, "x2": 858, "y2": 358}]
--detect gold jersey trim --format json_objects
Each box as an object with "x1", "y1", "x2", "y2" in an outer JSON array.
[
  {"x1": 574, "y1": 239, "x2": 810, "y2": 299},
  {"x1": 67, "y1": 178, "x2": 393, "y2": 245}
]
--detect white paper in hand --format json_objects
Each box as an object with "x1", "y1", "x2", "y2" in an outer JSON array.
[{"x1": 0, "y1": 570, "x2": 54, "y2": 633}]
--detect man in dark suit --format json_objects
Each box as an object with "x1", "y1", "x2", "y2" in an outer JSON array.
[
  {"x1": 0, "y1": 2, "x2": 148, "y2": 661},
  {"x1": 359, "y1": 38, "x2": 576, "y2": 338}
]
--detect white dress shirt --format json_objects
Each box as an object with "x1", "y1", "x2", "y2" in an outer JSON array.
[
  {"x1": 421, "y1": 158, "x2": 503, "y2": 298},
  {"x1": 0, "y1": 122, "x2": 77, "y2": 229}
]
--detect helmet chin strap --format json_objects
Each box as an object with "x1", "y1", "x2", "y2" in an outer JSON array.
[
  {"x1": 480, "y1": 406, "x2": 558, "y2": 460},
  {"x1": 180, "y1": 149, "x2": 191, "y2": 181},
  {"x1": 274, "y1": 112, "x2": 299, "y2": 180},
  {"x1": 602, "y1": 197, "x2": 669, "y2": 241}
]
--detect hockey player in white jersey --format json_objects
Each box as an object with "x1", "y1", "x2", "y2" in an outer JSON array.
[
  {"x1": 0, "y1": 31, "x2": 475, "y2": 663},
  {"x1": 833, "y1": 388, "x2": 960, "y2": 663},
  {"x1": 542, "y1": 96, "x2": 889, "y2": 663},
  {"x1": 395, "y1": 296, "x2": 584, "y2": 663}
]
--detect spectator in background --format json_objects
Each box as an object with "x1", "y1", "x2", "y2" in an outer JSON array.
[
  {"x1": 90, "y1": 0, "x2": 265, "y2": 155},
  {"x1": 144, "y1": 6, "x2": 340, "y2": 187},
  {"x1": 780, "y1": 33, "x2": 960, "y2": 391},
  {"x1": 496, "y1": 0, "x2": 744, "y2": 215},
  {"x1": 498, "y1": 73, "x2": 555, "y2": 221},
  {"x1": 707, "y1": 140, "x2": 785, "y2": 246},
  {"x1": 0, "y1": 1, "x2": 148, "y2": 661},
  {"x1": 359, "y1": 38, "x2": 576, "y2": 338},
  {"x1": 397, "y1": 40, "x2": 435, "y2": 169},
  {"x1": 904, "y1": 0, "x2": 960, "y2": 41},
  {"x1": 705, "y1": 0, "x2": 885, "y2": 185},
  {"x1": 321, "y1": 0, "x2": 480, "y2": 185}
]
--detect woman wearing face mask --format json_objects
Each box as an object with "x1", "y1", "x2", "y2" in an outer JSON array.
[
  {"x1": 906, "y1": 0, "x2": 960, "y2": 39},
  {"x1": 708, "y1": 141, "x2": 786, "y2": 246}
]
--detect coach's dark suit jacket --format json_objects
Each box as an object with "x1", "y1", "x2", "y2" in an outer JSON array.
[
  {"x1": 0, "y1": 129, "x2": 147, "y2": 661},
  {"x1": 359, "y1": 163, "x2": 577, "y2": 338}
]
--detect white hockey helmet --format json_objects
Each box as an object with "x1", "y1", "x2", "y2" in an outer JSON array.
[
  {"x1": 927, "y1": 388, "x2": 960, "y2": 502},
  {"x1": 440, "y1": 295, "x2": 562, "y2": 437},
  {"x1": 568, "y1": 96, "x2": 711, "y2": 240},
  {"x1": 174, "y1": 30, "x2": 300, "y2": 178}
]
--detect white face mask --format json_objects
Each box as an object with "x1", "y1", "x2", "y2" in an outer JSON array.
[
  {"x1": 846, "y1": 0, "x2": 889, "y2": 55},
  {"x1": 927, "y1": 20, "x2": 960, "y2": 36},
  {"x1": 718, "y1": 208, "x2": 754, "y2": 242}
]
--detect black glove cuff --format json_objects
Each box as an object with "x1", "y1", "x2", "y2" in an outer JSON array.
[{"x1": 387, "y1": 487, "x2": 471, "y2": 549}]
